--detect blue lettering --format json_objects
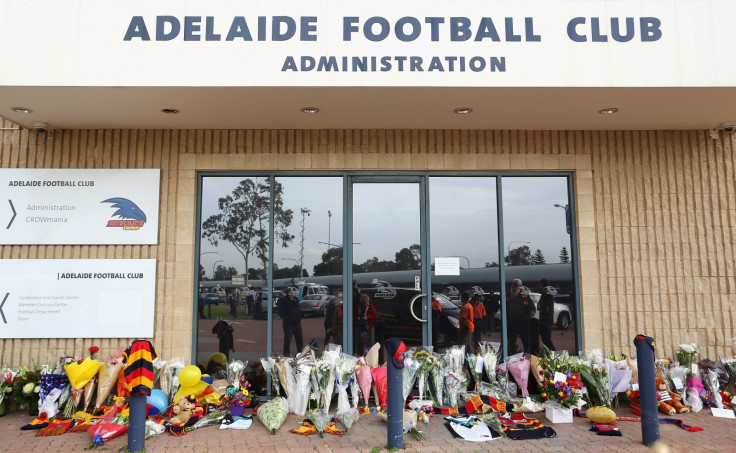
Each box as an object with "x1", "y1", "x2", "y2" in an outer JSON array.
[
  {"x1": 300, "y1": 16, "x2": 317, "y2": 41},
  {"x1": 157, "y1": 16, "x2": 180, "y2": 41},
  {"x1": 450, "y1": 17, "x2": 471, "y2": 41},
  {"x1": 469, "y1": 56, "x2": 485, "y2": 71},
  {"x1": 591, "y1": 18, "x2": 607, "y2": 42},
  {"x1": 301, "y1": 56, "x2": 315, "y2": 71},
  {"x1": 491, "y1": 57, "x2": 506, "y2": 72},
  {"x1": 272, "y1": 16, "x2": 296, "y2": 41},
  {"x1": 641, "y1": 17, "x2": 662, "y2": 42},
  {"x1": 428, "y1": 57, "x2": 444, "y2": 71},
  {"x1": 474, "y1": 18, "x2": 500, "y2": 41},
  {"x1": 282, "y1": 56, "x2": 297, "y2": 71},
  {"x1": 611, "y1": 17, "x2": 634, "y2": 42},
  {"x1": 525, "y1": 18, "x2": 541, "y2": 42},
  {"x1": 425, "y1": 17, "x2": 444, "y2": 41},
  {"x1": 380, "y1": 56, "x2": 392, "y2": 71},
  {"x1": 205, "y1": 17, "x2": 221, "y2": 41},
  {"x1": 505, "y1": 18, "x2": 521, "y2": 42},
  {"x1": 184, "y1": 16, "x2": 201, "y2": 41},
  {"x1": 226, "y1": 17, "x2": 253, "y2": 41},
  {"x1": 258, "y1": 16, "x2": 266, "y2": 41},
  {"x1": 123, "y1": 16, "x2": 150, "y2": 41},
  {"x1": 343, "y1": 17, "x2": 359, "y2": 41},
  {"x1": 353, "y1": 57, "x2": 367, "y2": 71},
  {"x1": 567, "y1": 17, "x2": 586, "y2": 42},
  {"x1": 318, "y1": 56, "x2": 339, "y2": 71},
  {"x1": 395, "y1": 56, "x2": 407, "y2": 71},
  {"x1": 364, "y1": 16, "x2": 390, "y2": 41},
  {"x1": 396, "y1": 17, "x2": 421, "y2": 42},
  {"x1": 410, "y1": 56, "x2": 423, "y2": 71},
  {"x1": 445, "y1": 56, "x2": 457, "y2": 71}
]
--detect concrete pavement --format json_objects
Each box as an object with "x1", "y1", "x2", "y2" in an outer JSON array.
[{"x1": 2, "y1": 402, "x2": 735, "y2": 453}]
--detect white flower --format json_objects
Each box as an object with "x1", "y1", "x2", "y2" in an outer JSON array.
[
  {"x1": 22, "y1": 383, "x2": 34, "y2": 395},
  {"x1": 34, "y1": 385, "x2": 41, "y2": 393}
]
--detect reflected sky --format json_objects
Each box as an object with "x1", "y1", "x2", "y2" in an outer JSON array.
[{"x1": 199, "y1": 175, "x2": 571, "y2": 278}]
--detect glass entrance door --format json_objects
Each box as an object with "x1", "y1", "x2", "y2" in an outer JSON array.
[{"x1": 347, "y1": 178, "x2": 429, "y2": 357}]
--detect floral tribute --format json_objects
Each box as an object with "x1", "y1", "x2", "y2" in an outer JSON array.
[{"x1": 536, "y1": 354, "x2": 584, "y2": 409}]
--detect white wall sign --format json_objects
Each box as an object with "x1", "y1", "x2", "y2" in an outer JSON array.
[
  {"x1": 0, "y1": 0, "x2": 734, "y2": 88},
  {"x1": 0, "y1": 259, "x2": 156, "y2": 339},
  {"x1": 435, "y1": 257, "x2": 460, "y2": 276},
  {"x1": 0, "y1": 169, "x2": 160, "y2": 245}
]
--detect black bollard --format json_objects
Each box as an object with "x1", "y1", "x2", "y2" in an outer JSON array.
[
  {"x1": 128, "y1": 393, "x2": 147, "y2": 452},
  {"x1": 634, "y1": 334, "x2": 660, "y2": 446},
  {"x1": 385, "y1": 339, "x2": 406, "y2": 450}
]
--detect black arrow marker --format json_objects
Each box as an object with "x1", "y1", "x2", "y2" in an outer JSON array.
[
  {"x1": 7, "y1": 200, "x2": 16, "y2": 229},
  {"x1": 0, "y1": 293, "x2": 7, "y2": 324}
]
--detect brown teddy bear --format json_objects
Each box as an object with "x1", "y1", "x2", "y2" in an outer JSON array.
[
  {"x1": 655, "y1": 377, "x2": 690, "y2": 415},
  {"x1": 169, "y1": 395, "x2": 197, "y2": 425}
]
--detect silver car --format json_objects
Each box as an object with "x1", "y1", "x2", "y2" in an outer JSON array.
[
  {"x1": 493, "y1": 288, "x2": 572, "y2": 330},
  {"x1": 299, "y1": 294, "x2": 333, "y2": 317}
]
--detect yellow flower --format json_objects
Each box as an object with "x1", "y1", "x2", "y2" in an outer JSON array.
[
  {"x1": 542, "y1": 393, "x2": 546, "y2": 397},
  {"x1": 558, "y1": 391, "x2": 564, "y2": 397}
]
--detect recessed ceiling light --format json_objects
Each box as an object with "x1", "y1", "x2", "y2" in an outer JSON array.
[
  {"x1": 11, "y1": 106, "x2": 32, "y2": 114},
  {"x1": 453, "y1": 107, "x2": 473, "y2": 114},
  {"x1": 161, "y1": 108, "x2": 179, "y2": 114},
  {"x1": 302, "y1": 107, "x2": 319, "y2": 114},
  {"x1": 598, "y1": 107, "x2": 619, "y2": 114}
]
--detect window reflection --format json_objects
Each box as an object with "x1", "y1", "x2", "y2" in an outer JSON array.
[
  {"x1": 429, "y1": 177, "x2": 500, "y2": 354},
  {"x1": 273, "y1": 177, "x2": 343, "y2": 356},
  {"x1": 502, "y1": 176, "x2": 576, "y2": 356},
  {"x1": 197, "y1": 176, "x2": 270, "y2": 377}
]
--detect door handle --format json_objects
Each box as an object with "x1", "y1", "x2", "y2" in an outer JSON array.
[{"x1": 409, "y1": 293, "x2": 427, "y2": 323}]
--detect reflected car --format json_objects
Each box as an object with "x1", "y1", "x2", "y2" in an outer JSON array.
[
  {"x1": 494, "y1": 287, "x2": 572, "y2": 330},
  {"x1": 202, "y1": 293, "x2": 221, "y2": 305},
  {"x1": 253, "y1": 290, "x2": 282, "y2": 320},
  {"x1": 300, "y1": 294, "x2": 333, "y2": 317},
  {"x1": 359, "y1": 286, "x2": 460, "y2": 348}
]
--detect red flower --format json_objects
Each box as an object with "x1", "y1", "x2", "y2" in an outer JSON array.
[{"x1": 89, "y1": 346, "x2": 100, "y2": 354}]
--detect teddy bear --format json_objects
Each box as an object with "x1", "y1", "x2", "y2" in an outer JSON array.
[
  {"x1": 655, "y1": 377, "x2": 690, "y2": 415},
  {"x1": 169, "y1": 395, "x2": 197, "y2": 425}
]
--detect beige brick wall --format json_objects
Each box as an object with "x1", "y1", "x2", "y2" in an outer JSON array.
[{"x1": 1, "y1": 121, "x2": 734, "y2": 366}]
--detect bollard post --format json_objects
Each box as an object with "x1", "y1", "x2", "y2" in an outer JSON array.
[
  {"x1": 634, "y1": 334, "x2": 660, "y2": 446},
  {"x1": 128, "y1": 393, "x2": 147, "y2": 452},
  {"x1": 122, "y1": 340, "x2": 158, "y2": 453},
  {"x1": 385, "y1": 339, "x2": 406, "y2": 450}
]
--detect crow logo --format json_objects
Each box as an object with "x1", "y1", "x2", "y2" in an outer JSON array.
[{"x1": 102, "y1": 198, "x2": 147, "y2": 230}]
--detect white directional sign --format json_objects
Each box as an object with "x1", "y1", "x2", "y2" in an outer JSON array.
[
  {"x1": 0, "y1": 259, "x2": 156, "y2": 338},
  {"x1": 0, "y1": 169, "x2": 160, "y2": 245}
]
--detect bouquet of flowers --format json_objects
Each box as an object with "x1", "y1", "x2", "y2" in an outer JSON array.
[
  {"x1": 12, "y1": 364, "x2": 41, "y2": 411},
  {"x1": 227, "y1": 360, "x2": 247, "y2": 386},
  {"x1": 291, "y1": 347, "x2": 315, "y2": 415},
  {"x1": 256, "y1": 397, "x2": 289, "y2": 434},
  {"x1": 445, "y1": 372, "x2": 463, "y2": 408},
  {"x1": 654, "y1": 358, "x2": 670, "y2": 378},
  {"x1": 722, "y1": 357, "x2": 736, "y2": 385},
  {"x1": 335, "y1": 355, "x2": 357, "y2": 412},
  {"x1": 666, "y1": 364, "x2": 689, "y2": 402},
  {"x1": 579, "y1": 363, "x2": 611, "y2": 408},
  {"x1": 446, "y1": 345, "x2": 466, "y2": 377},
  {"x1": 312, "y1": 358, "x2": 335, "y2": 412},
  {"x1": 431, "y1": 355, "x2": 448, "y2": 407},
  {"x1": 336, "y1": 407, "x2": 359, "y2": 434},
  {"x1": 162, "y1": 357, "x2": 186, "y2": 403},
  {"x1": 677, "y1": 344, "x2": 699, "y2": 374},
  {"x1": 0, "y1": 366, "x2": 16, "y2": 409},
  {"x1": 261, "y1": 357, "x2": 281, "y2": 397},
  {"x1": 480, "y1": 342, "x2": 499, "y2": 384},
  {"x1": 605, "y1": 358, "x2": 632, "y2": 398},
  {"x1": 506, "y1": 353, "x2": 531, "y2": 397},
  {"x1": 413, "y1": 349, "x2": 439, "y2": 403},
  {"x1": 401, "y1": 355, "x2": 420, "y2": 403},
  {"x1": 466, "y1": 354, "x2": 483, "y2": 392},
  {"x1": 309, "y1": 408, "x2": 330, "y2": 437},
  {"x1": 537, "y1": 353, "x2": 584, "y2": 409},
  {"x1": 355, "y1": 362, "x2": 373, "y2": 408},
  {"x1": 702, "y1": 369, "x2": 723, "y2": 409}
]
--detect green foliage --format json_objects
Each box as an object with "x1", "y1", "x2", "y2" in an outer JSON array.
[
  {"x1": 559, "y1": 246, "x2": 570, "y2": 264},
  {"x1": 531, "y1": 249, "x2": 546, "y2": 265}
]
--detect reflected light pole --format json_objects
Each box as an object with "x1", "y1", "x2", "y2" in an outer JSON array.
[
  {"x1": 554, "y1": 203, "x2": 571, "y2": 234},
  {"x1": 454, "y1": 256, "x2": 470, "y2": 269},
  {"x1": 327, "y1": 210, "x2": 332, "y2": 254},
  {"x1": 212, "y1": 260, "x2": 223, "y2": 279}
]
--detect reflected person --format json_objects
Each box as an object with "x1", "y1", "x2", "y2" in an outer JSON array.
[
  {"x1": 506, "y1": 279, "x2": 535, "y2": 354},
  {"x1": 277, "y1": 286, "x2": 303, "y2": 356},
  {"x1": 458, "y1": 291, "x2": 474, "y2": 353},
  {"x1": 537, "y1": 278, "x2": 556, "y2": 352}
]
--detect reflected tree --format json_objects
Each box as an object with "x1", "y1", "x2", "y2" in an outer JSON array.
[
  {"x1": 505, "y1": 245, "x2": 532, "y2": 266},
  {"x1": 559, "y1": 247, "x2": 570, "y2": 263},
  {"x1": 202, "y1": 178, "x2": 294, "y2": 287},
  {"x1": 532, "y1": 249, "x2": 546, "y2": 265},
  {"x1": 214, "y1": 265, "x2": 239, "y2": 281},
  {"x1": 313, "y1": 246, "x2": 343, "y2": 276}
]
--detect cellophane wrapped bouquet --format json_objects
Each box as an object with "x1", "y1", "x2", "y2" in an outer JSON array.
[
  {"x1": 413, "y1": 348, "x2": 438, "y2": 403},
  {"x1": 335, "y1": 355, "x2": 357, "y2": 412},
  {"x1": 401, "y1": 351, "x2": 420, "y2": 403},
  {"x1": 260, "y1": 357, "x2": 281, "y2": 397},
  {"x1": 290, "y1": 348, "x2": 315, "y2": 416},
  {"x1": 537, "y1": 351, "x2": 584, "y2": 409}
]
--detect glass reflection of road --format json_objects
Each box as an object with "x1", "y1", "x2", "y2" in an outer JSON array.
[{"x1": 197, "y1": 317, "x2": 576, "y2": 363}]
